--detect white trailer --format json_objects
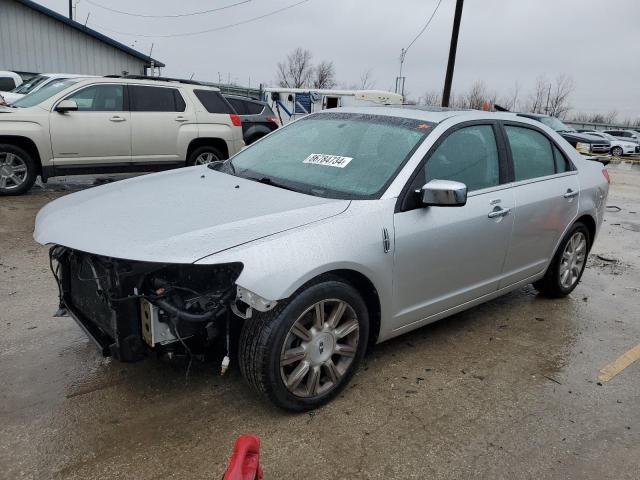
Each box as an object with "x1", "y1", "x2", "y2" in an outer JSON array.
[{"x1": 262, "y1": 87, "x2": 403, "y2": 124}]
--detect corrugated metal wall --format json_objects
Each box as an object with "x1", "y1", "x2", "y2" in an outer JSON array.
[{"x1": 0, "y1": 0, "x2": 146, "y2": 75}]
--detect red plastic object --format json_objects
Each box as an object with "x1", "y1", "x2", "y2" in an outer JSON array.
[
  {"x1": 602, "y1": 168, "x2": 610, "y2": 184},
  {"x1": 223, "y1": 435, "x2": 264, "y2": 480}
]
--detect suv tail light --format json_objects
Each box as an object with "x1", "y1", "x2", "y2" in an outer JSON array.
[
  {"x1": 266, "y1": 116, "x2": 279, "y2": 126},
  {"x1": 602, "y1": 168, "x2": 610, "y2": 184},
  {"x1": 230, "y1": 114, "x2": 241, "y2": 127}
]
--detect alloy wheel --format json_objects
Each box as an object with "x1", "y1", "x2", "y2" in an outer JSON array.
[
  {"x1": 559, "y1": 231, "x2": 587, "y2": 289},
  {"x1": 0, "y1": 152, "x2": 28, "y2": 191},
  {"x1": 194, "y1": 152, "x2": 220, "y2": 165},
  {"x1": 280, "y1": 299, "x2": 359, "y2": 398}
]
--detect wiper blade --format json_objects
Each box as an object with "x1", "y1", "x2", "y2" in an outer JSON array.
[{"x1": 254, "y1": 176, "x2": 297, "y2": 192}]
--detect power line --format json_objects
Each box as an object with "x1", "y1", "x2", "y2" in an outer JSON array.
[
  {"x1": 84, "y1": 0, "x2": 252, "y2": 18},
  {"x1": 404, "y1": 0, "x2": 444, "y2": 54},
  {"x1": 87, "y1": 0, "x2": 310, "y2": 38}
]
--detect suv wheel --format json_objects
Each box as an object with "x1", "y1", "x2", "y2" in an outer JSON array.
[
  {"x1": 534, "y1": 222, "x2": 590, "y2": 298},
  {"x1": 187, "y1": 146, "x2": 224, "y2": 166},
  {"x1": 239, "y1": 279, "x2": 369, "y2": 411},
  {"x1": 0, "y1": 144, "x2": 37, "y2": 196}
]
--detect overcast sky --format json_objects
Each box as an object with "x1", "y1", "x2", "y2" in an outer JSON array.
[{"x1": 39, "y1": 0, "x2": 640, "y2": 119}]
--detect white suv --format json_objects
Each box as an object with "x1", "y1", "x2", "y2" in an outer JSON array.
[{"x1": 0, "y1": 76, "x2": 245, "y2": 195}]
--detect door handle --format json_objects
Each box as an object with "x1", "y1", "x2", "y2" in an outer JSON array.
[
  {"x1": 488, "y1": 207, "x2": 511, "y2": 218},
  {"x1": 175, "y1": 116, "x2": 188, "y2": 122},
  {"x1": 109, "y1": 116, "x2": 126, "y2": 122},
  {"x1": 563, "y1": 189, "x2": 578, "y2": 199}
]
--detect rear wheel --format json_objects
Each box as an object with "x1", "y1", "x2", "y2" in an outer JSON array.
[
  {"x1": 534, "y1": 222, "x2": 590, "y2": 297},
  {"x1": 238, "y1": 279, "x2": 369, "y2": 411},
  {"x1": 186, "y1": 146, "x2": 224, "y2": 166},
  {"x1": 0, "y1": 144, "x2": 37, "y2": 196}
]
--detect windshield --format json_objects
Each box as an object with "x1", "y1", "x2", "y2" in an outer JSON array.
[
  {"x1": 221, "y1": 112, "x2": 433, "y2": 199},
  {"x1": 12, "y1": 75, "x2": 49, "y2": 94},
  {"x1": 11, "y1": 78, "x2": 82, "y2": 108},
  {"x1": 538, "y1": 116, "x2": 575, "y2": 133}
]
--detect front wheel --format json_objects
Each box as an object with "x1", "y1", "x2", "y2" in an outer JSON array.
[
  {"x1": 238, "y1": 279, "x2": 369, "y2": 411},
  {"x1": 0, "y1": 144, "x2": 37, "y2": 196},
  {"x1": 611, "y1": 146, "x2": 623, "y2": 157},
  {"x1": 534, "y1": 222, "x2": 590, "y2": 298}
]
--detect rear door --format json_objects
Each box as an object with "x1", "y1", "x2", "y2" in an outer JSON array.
[
  {"x1": 499, "y1": 122, "x2": 579, "y2": 287},
  {"x1": 50, "y1": 83, "x2": 131, "y2": 166},
  {"x1": 129, "y1": 85, "x2": 194, "y2": 164},
  {"x1": 392, "y1": 122, "x2": 515, "y2": 330}
]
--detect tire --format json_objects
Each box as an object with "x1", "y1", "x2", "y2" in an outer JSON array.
[
  {"x1": 245, "y1": 133, "x2": 265, "y2": 145},
  {"x1": 611, "y1": 146, "x2": 623, "y2": 157},
  {"x1": 533, "y1": 222, "x2": 590, "y2": 298},
  {"x1": 0, "y1": 144, "x2": 37, "y2": 196},
  {"x1": 186, "y1": 146, "x2": 224, "y2": 166},
  {"x1": 238, "y1": 279, "x2": 369, "y2": 411}
]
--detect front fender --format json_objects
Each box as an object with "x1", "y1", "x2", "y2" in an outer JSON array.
[{"x1": 195, "y1": 199, "x2": 396, "y2": 329}]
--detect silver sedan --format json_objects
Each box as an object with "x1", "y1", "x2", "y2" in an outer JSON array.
[{"x1": 35, "y1": 107, "x2": 610, "y2": 411}]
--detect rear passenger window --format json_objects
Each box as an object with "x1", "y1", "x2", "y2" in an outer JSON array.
[
  {"x1": 244, "y1": 102, "x2": 264, "y2": 115},
  {"x1": 505, "y1": 126, "x2": 555, "y2": 181},
  {"x1": 553, "y1": 145, "x2": 571, "y2": 173},
  {"x1": 425, "y1": 125, "x2": 500, "y2": 191},
  {"x1": 226, "y1": 98, "x2": 247, "y2": 115},
  {"x1": 194, "y1": 89, "x2": 234, "y2": 114},
  {"x1": 129, "y1": 86, "x2": 185, "y2": 112}
]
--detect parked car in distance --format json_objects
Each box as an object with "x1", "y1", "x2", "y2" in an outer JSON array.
[
  {"x1": 602, "y1": 129, "x2": 640, "y2": 145},
  {"x1": 0, "y1": 71, "x2": 23, "y2": 101},
  {"x1": 223, "y1": 94, "x2": 279, "y2": 144},
  {"x1": 516, "y1": 113, "x2": 611, "y2": 159},
  {"x1": 35, "y1": 107, "x2": 609, "y2": 410},
  {"x1": 577, "y1": 130, "x2": 639, "y2": 156},
  {"x1": 0, "y1": 76, "x2": 244, "y2": 195},
  {"x1": 0, "y1": 73, "x2": 92, "y2": 105}
]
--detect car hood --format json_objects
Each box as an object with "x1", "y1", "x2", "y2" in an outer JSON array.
[
  {"x1": 34, "y1": 167, "x2": 350, "y2": 263},
  {"x1": 0, "y1": 92, "x2": 24, "y2": 104},
  {"x1": 561, "y1": 131, "x2": 610, "y2": 145}
]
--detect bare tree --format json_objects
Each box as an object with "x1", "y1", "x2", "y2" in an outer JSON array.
[
  {"x1": 276, "y1": 48, "x2": 314, "y2": 88},
  {"x1": 546, "y1": 74, "x2": 575, "y2": 118},
  {"x1": 313, "y1": 60, "x2": 336, "y2": 89},
  {"x1": 525, "y1": 75, "x2": 549, "y2": 114},
  {"x1": 421, "y1": 90, "x2": 441, "y2": 106},
  {"x1": 359, "y1": 69, "x2": 376, "y2": 89}
]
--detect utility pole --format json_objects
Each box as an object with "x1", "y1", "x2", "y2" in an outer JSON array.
[
  {"x1": 441, "y1": 0, "x2": 464, "y2": 107},
  {"x1": 68, "y1": 0, "x2": 73, "y2": 19}
]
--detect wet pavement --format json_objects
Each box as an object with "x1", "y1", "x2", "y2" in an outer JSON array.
[{"x1": 1, "y1": 164, "x2": 639, "y2": 479}]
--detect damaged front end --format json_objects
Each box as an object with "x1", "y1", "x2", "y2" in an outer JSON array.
[{"x1": 50, "y1": 246, "x2": 244, "y2": 362}]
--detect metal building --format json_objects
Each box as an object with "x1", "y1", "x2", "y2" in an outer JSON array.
[{"x1": 0, "y1": 0, "x2": 164, "y2": 76}]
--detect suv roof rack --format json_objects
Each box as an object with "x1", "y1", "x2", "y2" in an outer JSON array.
[{"x1": 123, "y1": 75, "x2": 205, "y2": 86}]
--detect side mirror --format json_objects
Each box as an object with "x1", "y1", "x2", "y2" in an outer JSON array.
[
  {"x1": 418, "y1": 179, "x2": 467, "y2": 207},
  {"x1": 55, "y1": 100, "x2": 78, "y2": 113}
]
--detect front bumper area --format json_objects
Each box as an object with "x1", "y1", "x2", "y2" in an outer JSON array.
[{"x1": 51, "y1": 246, "x2": 242, "y2": 362}]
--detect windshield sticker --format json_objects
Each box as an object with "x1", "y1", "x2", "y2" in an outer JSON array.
[{"x1": 303, "y1": 153, "x2": 353, "y2": 168}]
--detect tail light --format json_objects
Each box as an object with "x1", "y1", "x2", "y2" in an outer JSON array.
[
  {"x1": 266, "y1": 116, "x2": 279, "y2": 125},
  {"x1": 602, "y1": 168, "x2": 610, "y2": 184},
  {"x1": 230, "y1": 114, "x2": 241, "y2": 127}
]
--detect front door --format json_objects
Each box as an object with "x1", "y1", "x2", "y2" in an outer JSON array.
[
  {"x1": 392, "y1": 123, "x2": 514, "y2": 331},
  {"x1": 50, "y1": 83, "x2": 131, "y2": 166},
  {"x1": 499, "y1": 124, "x2": 580, "y2": 286}
]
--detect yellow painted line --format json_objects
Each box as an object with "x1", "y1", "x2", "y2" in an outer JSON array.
[{"x1": 598, "y1": 343, "x2": 640, "y2": 382}]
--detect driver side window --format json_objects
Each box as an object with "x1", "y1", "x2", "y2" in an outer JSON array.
[
  {"x1": 64, "y1": 84, "x2": 124, "y2": 112},
  {"x1": 425, "y1": 124, "x2": 500, "y2": 191}
]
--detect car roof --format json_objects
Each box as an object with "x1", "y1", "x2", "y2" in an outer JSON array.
[
  {"x1": 322, "y1": 105, "x2": 545, "y2": 126},
  {"x1": 65, "y1": 77, "x2": 221, "y2": 91}
]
